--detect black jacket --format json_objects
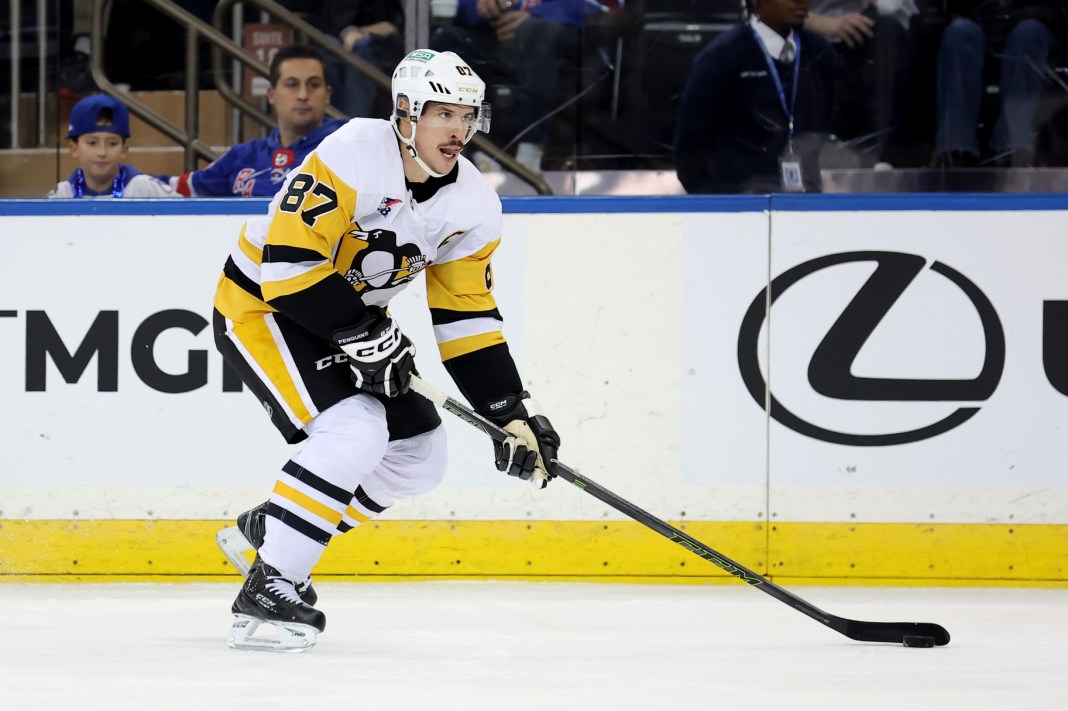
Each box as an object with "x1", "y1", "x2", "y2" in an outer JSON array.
[{"x1": 674, "y1": 23, "x2": 837, "y2": 194}]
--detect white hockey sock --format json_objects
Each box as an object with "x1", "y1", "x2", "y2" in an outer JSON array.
[
  {"x1": 259, "y1": 512, "x2": 326, "y2": 585},
  {"x1": 258, "y1": 459, "x2": 356, "y2": 584}
]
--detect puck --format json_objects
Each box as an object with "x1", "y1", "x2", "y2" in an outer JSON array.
[{"x1": 902, "y1": 635, "x2": 936, "y2": 648}]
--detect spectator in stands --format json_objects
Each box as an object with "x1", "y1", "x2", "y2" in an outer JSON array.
[
  {"x1": 430, "y1": 0, "x2": 592, "y2": 172},
  {"x1": 805, "y1": 0, "x2": 916, "y2": 167},
  {"x1": 674, "y1": 0, "x2": 837, "y2": 193},
  {"x1": 169, "y1": 44, "x2": 346, "y2": 197},
  {"x1": 318, "y1": 0, "x2": 405, "y2": 118},
  {"x1": 58, "y1": 0, "x2": 98, "y2": 99},
  {"x1": 931, "y1": 0, "x2": 1068, "y2": 168},
  {"x1": 47, "y1": 94, "x2": 175, "y2": 198}
]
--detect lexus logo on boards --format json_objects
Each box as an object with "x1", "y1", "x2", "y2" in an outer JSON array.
[{"x1": 737, "y1": 251, "x2": 1005, "y2": 446}]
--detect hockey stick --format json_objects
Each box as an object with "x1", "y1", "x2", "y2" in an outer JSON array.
[{"x1": 408, "y1": 375, "x2": 951, "y2": 647}]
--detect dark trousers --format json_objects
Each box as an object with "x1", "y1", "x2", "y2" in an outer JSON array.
[
  {"x1": 829, "y1": 14, "x2": 910, "y2": 162},
  {"x1": 936, "y1": 17, "x2": 1059, "y2": 155}
]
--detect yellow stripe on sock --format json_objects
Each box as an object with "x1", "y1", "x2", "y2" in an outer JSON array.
[
  {"x1": 273, "y1": 481, "x2": 343, "y2": 527},
  {"x1": 345, "y1": 505, "x2": 370, "y2": 524}
]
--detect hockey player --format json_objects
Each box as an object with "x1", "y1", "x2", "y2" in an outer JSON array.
[
  {"x1": 214, "y1": 48, "x2": 561, "y2": 652},
  {"x1": 47, "y1": 94, "x2": 174, "y2": 198}
]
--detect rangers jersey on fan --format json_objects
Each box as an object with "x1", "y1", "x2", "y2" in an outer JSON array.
[
  {"x1": 174, "y1": 118, "x2": 347, "y2": 197},
  {"x1": 215, "y1": 117, "x2": 506, "y2": 362}
]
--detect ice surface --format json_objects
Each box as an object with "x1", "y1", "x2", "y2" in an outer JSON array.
[{"x1": 0, "y1": 582, "x2": 1064, "y2": 710}]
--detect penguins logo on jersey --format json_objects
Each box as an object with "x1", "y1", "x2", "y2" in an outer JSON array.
[{"x1": 336, "y1": 228, "x2": 427, "y2": 292}]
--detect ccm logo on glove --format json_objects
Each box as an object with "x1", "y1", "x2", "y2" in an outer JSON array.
[
  {"x1": 340, "y1": 330, "x2": 400, "y2": 358},
  {"x1": 331, "y1": 307, "x2": 416, "y2": 398},
  {"x1": 483, "y1": 391, "x2": 561, "y2": 488}
]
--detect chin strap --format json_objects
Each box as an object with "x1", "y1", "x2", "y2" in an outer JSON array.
[{"x1": 392, "y1": 120, "x2": 448, "y2": 179}]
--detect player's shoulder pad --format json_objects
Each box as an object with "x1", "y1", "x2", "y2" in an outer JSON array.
[{"x1": 310, "y1": 119, "x2": 398, "y2": 189}]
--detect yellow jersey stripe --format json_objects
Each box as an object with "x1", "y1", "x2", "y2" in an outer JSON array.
[
  {"x1": 265, "y1": 154, "x2": 359, "y2": 254},
  {"x1": 426, "y1": 239, "x2": 500, "y2": 312},
  {"x1": 427, "y1": 288, "x2": 499, "y2": 314},
  {"x1": 214, "y1": 275, "x2": 276, "y2": 322},
  {"x1": 231, "y1": 318, "x2": 313, "y2": 423},
  {"x1": 261, "y1": 264, "x2": 336, "y2": 303},
  {"x1": 439, "y1": 331, "x2": 507, "y2": 361}
]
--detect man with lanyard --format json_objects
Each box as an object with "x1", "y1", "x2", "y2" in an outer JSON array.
[{"x1": 673, "y1": 0, "x2": 837, "y2": 194}]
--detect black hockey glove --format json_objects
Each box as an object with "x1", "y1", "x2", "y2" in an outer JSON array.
[
  {"x1": 331, "y1": 307, "x2": 415, "y2": 398},
  {"x1": 484, "y1": 392, "x2": 560, "y2": 488}
]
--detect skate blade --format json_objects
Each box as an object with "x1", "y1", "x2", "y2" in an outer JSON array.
[
  {"x1": 215, "y1": 526, "x2": 253, "y2": 577},
  {"x1": 226, "y1": 614, "x2": 318, "y2": 653}
]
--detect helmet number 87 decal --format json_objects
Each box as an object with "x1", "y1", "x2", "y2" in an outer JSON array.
[{"x1": 279, "y1": 173, "x2": 339, "y2": 227}]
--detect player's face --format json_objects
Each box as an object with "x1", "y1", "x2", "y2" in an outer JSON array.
[
  {"x1": 70, "y1": 132, "x2": 127, "y2": 188},
  {"x1": 268, "y1": 58, "x2": 332, "y2": 139},
  {"x1": 414, "y1": 102, "x2": 478, "y2": 175}
]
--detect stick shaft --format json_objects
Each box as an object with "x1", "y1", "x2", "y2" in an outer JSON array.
[{"x1": 407, "y1": 376, "x2": 950, "y2": 645}]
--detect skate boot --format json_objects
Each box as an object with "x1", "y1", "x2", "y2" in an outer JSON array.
[
  {"x1": 227, "y1": 556, "x2": 326, "y2": 652},
  {"x1": 216, "y1": 501, "x2": 317, "y2": 605}
]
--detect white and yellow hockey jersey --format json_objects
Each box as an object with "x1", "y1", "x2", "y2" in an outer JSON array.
[{"x1": 215, "y1": 118, "x2": 506, "y2": 364}]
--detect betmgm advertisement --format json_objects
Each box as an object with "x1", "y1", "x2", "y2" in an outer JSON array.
[{"x1": 0, "y1": 201, "x2": 1065, "y2": 582}]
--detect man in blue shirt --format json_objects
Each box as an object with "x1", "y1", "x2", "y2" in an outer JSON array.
[{"x1": 170, "y1": 44, "x2": 346, "y2": 197}]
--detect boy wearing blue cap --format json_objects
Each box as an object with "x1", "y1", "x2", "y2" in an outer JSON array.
[{"x1": 48, "y1": 94, "x2": 175, "y2": 198}]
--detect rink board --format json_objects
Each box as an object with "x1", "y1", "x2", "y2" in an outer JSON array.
[{"x1": 1, "y1": 195, "x2": 1067, "y2": 583}]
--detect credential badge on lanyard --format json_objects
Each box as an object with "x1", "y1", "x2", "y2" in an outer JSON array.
[{"x1": 751, "y1": 27, "x2": 804, "y2": 192}]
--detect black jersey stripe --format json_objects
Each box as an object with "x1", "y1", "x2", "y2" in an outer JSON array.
[
  {"x1": 266, "y1": 501, "x2": 332, "y2": 545},
  {"x1": 337, "y1": 521, "x2": 353, "y2": 533},
  {"x1": 263, "y1": 244, "x2": 329, "y2": 264},
  {"x1": 429, "y1": 307, "x2": 503, "y2": 325},
  {"x1": 281, "y1": 459, "x2": 352, "y2": 505},
  {"x1": 265, "y1": 272, "x2": 367, "y2": 341},
  {"x1": 354, "y1": 485, "x2": 388, "y2": 514},
  {"x1": 223, "y1": 256, "x2": 264, "y2": 300}
]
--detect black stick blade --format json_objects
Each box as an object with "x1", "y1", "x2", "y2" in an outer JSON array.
[{"x1": 838, "y1": 619, "x2": 951, "y2": 646}]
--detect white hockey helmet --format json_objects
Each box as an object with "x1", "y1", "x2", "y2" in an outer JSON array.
[{"x1": 391, "y1": 49, "x2": 491, "y2": 176}]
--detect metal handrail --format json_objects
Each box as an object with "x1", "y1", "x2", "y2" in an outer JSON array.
[
  {"x1": 212, "y1": 0, "x2": 552, "y2": 195},
  {"x1": 87, "y1": 0, "x2": 552, "y2": 192},
  {"x1": 90, "y1": 0, "x2": 227, "y2": 169}
]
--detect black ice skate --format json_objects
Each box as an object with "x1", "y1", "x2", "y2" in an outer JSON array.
[
  {"x1": 227, "y1": 556, "x2": 326, "y2": 652},
  {"x1": 216, "y1": 501, "x2": 317, "y2": 604}
]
